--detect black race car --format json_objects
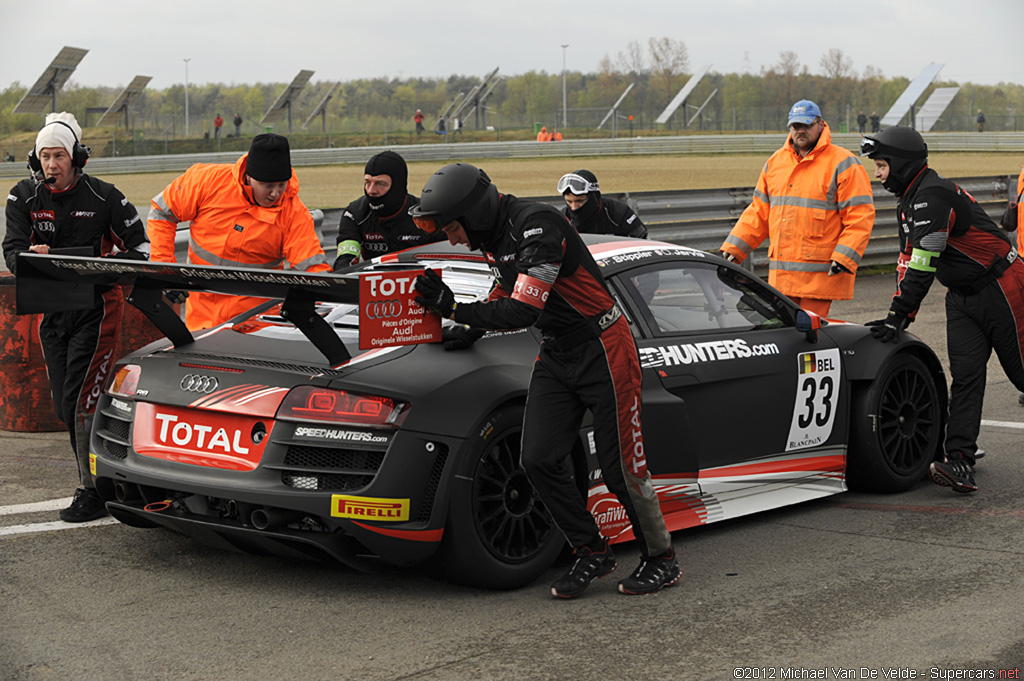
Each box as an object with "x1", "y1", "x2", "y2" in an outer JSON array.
[{"x1": 17, "y1": 237, "x2": 947, "y2": 589}]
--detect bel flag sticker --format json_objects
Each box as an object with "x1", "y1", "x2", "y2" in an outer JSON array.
[
  {"x1": 786, "y1": 348, "x2": 840, "y2": 451},
  {"x1": 358, "y1": 269, "x2": 441, "y2": 350}
]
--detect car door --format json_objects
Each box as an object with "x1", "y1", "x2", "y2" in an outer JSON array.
[{"x1": 613, "y1": 259, "x2": 846, "y2": 508}]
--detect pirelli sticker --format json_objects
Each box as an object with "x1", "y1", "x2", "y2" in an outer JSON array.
[{"x1": 331, "y1": 495, "x2": 410, "y2": 522}]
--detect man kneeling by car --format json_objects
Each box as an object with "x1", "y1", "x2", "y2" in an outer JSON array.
[{"x1": 409, "y1": 163, "x2": 680, "y2": 598}]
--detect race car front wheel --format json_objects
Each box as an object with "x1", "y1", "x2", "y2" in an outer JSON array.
[
  {"x1": 848, "y1": 352, "x2": 942, "y2": 492},
  {"x1": 430, "y1": 404, "x2": 566, "y2": 590}
]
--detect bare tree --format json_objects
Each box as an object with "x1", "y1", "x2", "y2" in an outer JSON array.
[
  {"x1": 820, "y1": 48, "x2": 856, "y2": 81},
  {"x1": 649, "y1": 36, "x2": 690, "y2": 103}
]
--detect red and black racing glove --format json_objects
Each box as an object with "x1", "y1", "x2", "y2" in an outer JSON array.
[{"x1": 414, "y1": 269, "x2": 456, "y2": 318}]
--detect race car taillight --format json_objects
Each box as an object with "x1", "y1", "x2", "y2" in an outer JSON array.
[
  {"x1": 106, "y1": 364, "x2": 141, "y2": 398},
  {"x1": 277, "y1": 386, "x2": 407, "y2": 427}
]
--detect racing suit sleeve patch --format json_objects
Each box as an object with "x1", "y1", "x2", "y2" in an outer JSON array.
[
  {"x1": 337, "y1": 240, "x2": 361, "y2": 258},
  {"x1": 511, "y1": 273, "x2": 551, "y2": 310},
  {"x1": 908, "y1": 247, "x2": 940, "y2": 272}
]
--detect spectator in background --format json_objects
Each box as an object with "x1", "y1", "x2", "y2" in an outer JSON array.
[
  {"x1": 977, "y1": 110, "x2": 986, "y2": 132},
  {"x1": 857, "y1": 110, "x2": 868, "y2": 134},
  {"x1": 3, "y1": 112, "x2": 150, "y2": 523},
  {"x1": 213, "y1": 113, "x2": 224, "y2": 139},
  {"x1": 233, "y1": 112, "x2": 243, "y2": 137},
  {"x1": 435, "y1": 115, "x2": 447, "y2": 135},
  {"x1": 414, "y1": 109, "x2": 425, "y2": 136},
  {"x1": 870, "y1": 111, "x2": 881, "y2": 132},
  {"x1": 452, "y1": 117, "x2": 463, "y2": 137},
  {"x1": 147, "y1": 133, "x2": 330, "y2": 330},
  {"x1": 557, "y1": 170, "x2": 647, "y2": 239},
  {"x1": 536, "y1": 126, "x2": 550, "y2": 142},
  {"x1": 332, "y1": 150, "x2": 444, "y2": 270},
  {"x1": 719, "y1": 99, "x2": 875, "y2": 318}
]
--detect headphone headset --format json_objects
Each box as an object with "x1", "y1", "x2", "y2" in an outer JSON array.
[{"x1": 27, "y1": 120, "x2": 91, "y2": 174}]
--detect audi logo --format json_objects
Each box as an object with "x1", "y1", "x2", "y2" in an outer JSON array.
[
  {"x1": 179, "y1": 374, "x2": 219, "y2": 393},
  {"x1": 364, "y1": 299, "x2": 403, "y2": 319}
]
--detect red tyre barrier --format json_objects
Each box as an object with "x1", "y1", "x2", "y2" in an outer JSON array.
[
  {"x1": 0, "y1": 273, "x2": 167, "y2": 432},
  {"x1": 0, "y1": 273, "x2": 65, "y2": 432}
]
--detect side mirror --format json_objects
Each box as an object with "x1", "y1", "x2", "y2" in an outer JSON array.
[{"x1": 795, "y1": 310, "x2": 821, "y2": 343}]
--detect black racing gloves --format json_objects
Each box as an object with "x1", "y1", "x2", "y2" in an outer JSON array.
[
  {"x1": 441, "y1": 325, "x2": 484, "y2": 351},
  {"x1": 866, "y1": 311, "x2": 908, "y2": 343},
  {"x1": 332, "y1": 254, "x2": 356, "y2": 271},
  {"x1": 105, "y1": 249, "x2": 148, "y2": 261},
  {"x1": 164, "y1": 290, "x2": 189, "y2": 305},
  {"x1": 414, "y1": 269, "x2": 456, "y2": 319}
]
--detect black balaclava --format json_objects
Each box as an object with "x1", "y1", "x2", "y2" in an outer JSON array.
[
  {"x1": 364, "y1": 150, "x2": 408, "y2": 215},
  {"x1": 567, "y1": 169, "x2": 601, "y2": 224}
]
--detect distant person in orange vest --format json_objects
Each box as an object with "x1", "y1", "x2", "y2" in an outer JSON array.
[
  {"x1": 213, "y1": 113, "x2": 224, "y2": 139},
  {"x1": 414, "y1": 109, "x2": 425, "y2": 135},
  {"x1": 553, "y1": 129, "x2": 563, "y2": 141},
  {"x1": 536, "y1": 126, "x2": 550, "y2": 142},
  {"x1": 720, "y1": 99, "x2": 875, "y2": 317},
  {"x1": 148, "y1": 133, "x2": 330, "y2": 330}
]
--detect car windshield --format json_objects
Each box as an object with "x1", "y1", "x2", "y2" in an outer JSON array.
[{"x1": 626, "y1": 262, "x2": 789, "y2": 335}]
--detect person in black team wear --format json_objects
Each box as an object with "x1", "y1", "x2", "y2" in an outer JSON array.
[
  {"x1": 860, "y1": 126, "x2": 1024, "y2": 494},
  {"x1": 557, "y1": 169, "x2": 647, "y2": 239},
  {"x1": 409, "y1": 163, "x2": 679, "y2": 598},
  {"x1": 332, "y1": 150, "x2": 443, "y2": 270},
  {"x1": 3, "y1": 112, "x2": 150, "y2": 522}
]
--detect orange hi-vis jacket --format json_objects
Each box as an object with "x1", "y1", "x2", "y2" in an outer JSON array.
[
  {"x1": 720, "y1": 123, "x2": 875, "y2": 301},
  {"x1": 148, "y1": 153, "x2": 330, "y2": 330}
]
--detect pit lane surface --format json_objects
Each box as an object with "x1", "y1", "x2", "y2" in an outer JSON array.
[{"x1": 2, "y1": 272, "x2": 1023, "y2": 680}]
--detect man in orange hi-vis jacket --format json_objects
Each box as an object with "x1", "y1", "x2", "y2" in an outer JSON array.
[
  {"x1": 148, "y1": 133, "x2": 330, "y2": 330},
  {"x1": 720, "y1": 100, "x2": 875, "y2": 317}
]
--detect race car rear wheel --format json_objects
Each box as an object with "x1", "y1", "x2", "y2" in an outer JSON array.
[
  {"x1": 431, "y1": 404, "x2": 565, "y2": 589},
  {"x1": 848, "y1": 352, "x2": 942, "y2": 492}
]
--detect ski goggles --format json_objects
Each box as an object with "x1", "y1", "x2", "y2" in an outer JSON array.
[
  {"x1": 556, "y1": 173, "x2": 599, "y2": 196},
  {"x1": 411, "y1": 213, "x2": 447, "y2": 234}
]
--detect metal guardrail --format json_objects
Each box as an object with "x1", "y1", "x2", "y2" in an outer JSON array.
[
  {"x1": 2, "y1": 132, "x2": 1022, "y2": 180},
  {"x1": 304, "y1": 175, "x2": 1015, "y2": 275}
]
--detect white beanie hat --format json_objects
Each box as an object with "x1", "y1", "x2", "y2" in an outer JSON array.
[{"x1": 35, "y1": 112, "x2": 83, "y2": 158}]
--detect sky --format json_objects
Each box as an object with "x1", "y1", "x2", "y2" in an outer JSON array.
[{"x1": 1, "y1": 0, "x2": 1022, "y2": 94}]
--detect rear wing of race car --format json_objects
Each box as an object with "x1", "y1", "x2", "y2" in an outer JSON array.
[{"x1": 15, "y1": 254, "x2": 361, "y2": 364}]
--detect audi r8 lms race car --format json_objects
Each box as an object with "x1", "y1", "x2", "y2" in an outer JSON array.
[{"x1": 17, "y1": 236, "x2": 948, "y2": 589}]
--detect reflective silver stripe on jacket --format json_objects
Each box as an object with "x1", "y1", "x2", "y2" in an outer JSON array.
[
  {"x1": 188, "y1": 237, "x2": 284, "y2": 269},
  {"x1": 724, "y1": 234, "x2": 754, "y2": 255},
  {"x1": 834, "y1": 243, "x2": 862, "y2": 265},
  {"x1": 149, "y1": 192, "x2": 180, "y2": 223},
  {"x1": 768, "y1": 260, "x2": 832, "y2": 273}
]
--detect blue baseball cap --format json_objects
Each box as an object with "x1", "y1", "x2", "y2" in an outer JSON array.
[{"x1": 787, "y1": 100, "x2": 822, "y2": 126}]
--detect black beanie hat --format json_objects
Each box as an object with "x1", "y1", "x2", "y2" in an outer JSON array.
[
  {"x1": 246, "y1": 133, "x2": 292, "y2": 182},
  {"x1": 364, "y1": 150, "x2": 408, "y2": 213}
]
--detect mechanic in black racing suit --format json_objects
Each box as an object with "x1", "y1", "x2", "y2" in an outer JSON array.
[
  {"x1": 861, "y1": 126, "x2": 1024, "y2": 494},
  {"x1": 332, "y1": 150, "x2": 444, "y2": 270},
  {"x1": 409, "y1": 163, "x2": 679, "y2": 598},
  {"x1": 3, "y1": 112, "x2": 150, "y2": 522},
  {"x1": 557, "y1": 169, "x2": 647, "y2": 239}
]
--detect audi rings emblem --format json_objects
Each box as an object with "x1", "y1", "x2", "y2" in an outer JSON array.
[
  {"x1": 180, "y1": 374, "x2": 219, "y2": 393},
  {"x1": 364, "y1": 299, "x2": 403, "y2": 319}
]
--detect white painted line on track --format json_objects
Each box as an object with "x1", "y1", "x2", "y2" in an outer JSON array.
[
  {"x1": 0, "y1": 517, "x2": 119, "y2": 537},
  {"x1": 0, "y1": 498, "x2": 72, "y2": 516},
  {"x1": 981, "y1": 419, "x2": 1024, "y2": 430}
]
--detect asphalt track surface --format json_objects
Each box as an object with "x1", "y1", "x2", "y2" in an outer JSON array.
[{"x1": 2, "y1": 272, "x2": 1024, "y2": 681}]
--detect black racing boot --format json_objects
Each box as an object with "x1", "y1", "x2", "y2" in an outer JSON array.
[
  {"x1": 59, "y1": 488, "x2": 109, "y2": 522},
  {"x1": 929, "y1": 454, "x2": 978, "y2": 494},
  {"x1": 550, "y1": 540, "x2": 617, "y2": 599}
]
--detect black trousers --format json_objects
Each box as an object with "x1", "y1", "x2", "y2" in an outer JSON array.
[
  {"x1": 519, "y1": 318, "x2": 670, "y2": 557},
  {"x1": 945, "y1": 263, "x2": 1024, "y2": 463},
  {"x1": 38, "y1": 288, "x2": 124, "y2": 488}
]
